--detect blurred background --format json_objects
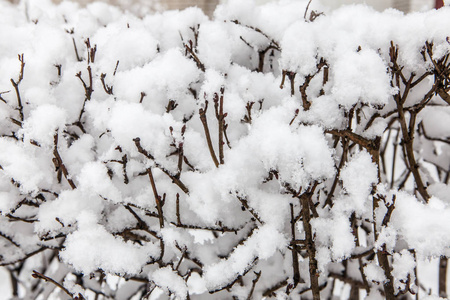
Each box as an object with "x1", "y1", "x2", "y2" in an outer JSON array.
[{"x1": 4, "y1": 0, "x2": 445, "y2": 17}]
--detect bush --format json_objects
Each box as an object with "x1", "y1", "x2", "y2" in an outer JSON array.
[{"x1": 0, "y1": 0, "x2": 449, "y2": 299}]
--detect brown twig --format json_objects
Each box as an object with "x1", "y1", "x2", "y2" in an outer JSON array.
[
  {"x1": 304, "y1": 0, "x2": 313, "y2": 20},
  {"x1": 185, "y1": 41, "x2": 205, "y2": 72},
  {"x1": 169, "y1": 222, "x2": 242, "y2": 233},
  {"x1": 100, "y1": 73, "x2": 113, "y2": 95},
  {"x1": 246, "y1": 271, "x2": 262, "y2": 300},
  {"x1": 236, "y1": 195, "x2": 264, "y2": 225},
  {"x1": 262, "y1": 278, "x2": 288, "y2": 297},
  {"x1": 10, "y1": 54, "x2": 25, "y2": 124},
  {"x1": 0, "y1": 90, "x2": 10, "y2": 103},
  {"x1": 300, "y1": 190, "x2": 320, "y2": 300},
  {"x1": 0, "y1": 232, "x2": 20, "y2": 248},
  {"x1": 199, "y1": 101, "x2": 219, "y2": 168},
  {"x1": 290, "y1": 204, "x2": 303, "y2": 287},
  {"x1": 53, "y1": 132, "x2": 76, "y2": 189},
  {"x1": 214, "y1": 87, "x2": 226, "y2": 165},
  {"x1": 208, "y1": 258, "x2": 258, "y2": 293},
  {"x1": 299, "y1": 59, "x2": 327, "y2": 110},
  {"x1": 390, "y1": 44, "x2": 430, "y2": 202},
  {"x1": 133, "y1": 138, "x2": 189, "y2": 194},
  {"x1": 32, "y1": 270, "x2": 80, "y2": 299},
  {"x1": 231, "y1": 20, "x2": 280, "y2": 51},
  {"x1": 147, "y1": 167, "x2": 164, "y2": 229}
]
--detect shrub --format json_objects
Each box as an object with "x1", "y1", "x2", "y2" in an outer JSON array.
[{"x1": 0, "y1": 0, "x2": 449, "y2": 299}]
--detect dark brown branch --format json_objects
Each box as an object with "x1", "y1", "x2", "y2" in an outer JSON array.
[
  {"x1": 262, "y1": 278, "x2": 288, "y2": 297},
  {"x1": 289, "y1": 109, "x2": 299, "y2": 126},
  {"x1": 147, "y1": 167, "x2": 164, "y2": 229},
  {"x1": 419, "y1": 122, "x2": 450, "y2": 144},
  {"x1": 230, "y1": 20, "x2": 280, "y2": 50},
  {"x1": 5, "y1": 213, "x2": 38, "y2": 223},
  {"x1": 304, "y1": 0, "x2": 313, "y2": 20},
  {"x1": 85, "y1": 38, "x2": 97, "y2": 64},
  {"x1": 241, "y1": 102, "x2": 255, "y2": 124},
  {"x1": 290, "y1": 204, "x2": 303, "y2": 287},
  {"x1": 300, "y1": 191, "x2": 320, "y2": 300},
  {"x1": 169, "y1": 221, "x2": 243, "y2": 233},
  {"x1": 246, "y1": 271, "x2": 262, "y2": 300},
  {"x1": 53, "y1": 132, "x2": 76, "y2": 189},
  {"x1": 176, "y1": 193, "x2": 181, "y2": 226},
  {"x1": 65, "y1": 28, "x2": 83, "y2": 62},
  {"x1": 438, "y1": 88, "x2": 450, "y2": 105},
  {"x1": 323, "y1": 135, "x2": 349, "y2": 208},
  {"x1": 0, "y1": 90, "x2": 10, "y2": 103},
  {"x1": 394, "y1": 88, "x2": 430, "y2": 202},
  {"x1": 350, "y1": 247, "x2": 375, "y2": 259},
  {"x1": 199, "y1": 101, "x2": 220, "y2": 168},
  {"x1": 299, "y1": 59, "x2": 327, "y2": 110},
  {"x1": 185, "y1": 42, "x2": 205, "y2": 72},
  {"x1": 236, "y1": 195, "x2": 264, "y2": 225},
  {"x1": 350, "y1": 213, "x2": 370, "y2": 293},
  {"x1": 123, "y1": 205, "x2": 158, "y2": 238},
  {"x1": 329, "y1": 272, "x2": 368, "y2": 290},
  {"x1": 76, "y1": 66, "x2": 93, "y2": 100},
  {"x1": 372, "y1": 192, "x2": 396, "y2": 300},
  {"x1": 214, "y1": 88, "x2": 226, "y2": 164},
  {"x1": 239, "y1": 36, "x2": 279, "y2": 72},
  {"x1": 10, "y1": 54, "x2": 25, "y2": 124},
  {"x1": 165, "y1": 99, "x2": 178, "y2": 113},
  {"x1": 0, "y1": 231, "x2": 20, "y2": 248},
  {"x1": 32, "y1": 270, "x2": 79, "y2": 299},
  {"x1": 133, "y1": 138, "x2": 190, "y2": 194},
  {"x1": 440, "y1": 257, "x2": 448, "y2": 298},
  {"x1": 100, "y1": 73, "x2": 113, "y2": 95},
  {"x1": 137, "y1": 92, "x2": 146, "y2": 103},
  {"x1": 0, "y1": 247, "x2": 47, "y2": 266},
  {"x1": 325, "y1": 129, "x2": 380, "y2": 153},
  {"x1": 287, "y1": 71, "x2": 296, "y2": 96},
  {"x1": 209, "y1": 258, "x2": 258, "y2": 293}
]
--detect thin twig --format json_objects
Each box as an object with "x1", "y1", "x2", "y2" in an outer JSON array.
[
  {"x1": 199, "y1": 101, "x2": 219, "y2": 168},
  {"x1": 10, "y1": 54, "x2": 25, "y2": 124},
  {"x1": 133, "y1": 138, "x2": 190, "y2": 194},
  {"x1": 147, "y1": 167, "x2": 164, "y2": 229},
  {"x1": 53, "y1": 132, "x2": 76, "y2": 189},
  {"x1": 32, "y1": 270, "x2": 77, "y2": 299}
]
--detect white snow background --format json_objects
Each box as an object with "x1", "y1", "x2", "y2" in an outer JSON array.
[{"x1": 0, "y1": 0, "x2": 449, "y2": 299}]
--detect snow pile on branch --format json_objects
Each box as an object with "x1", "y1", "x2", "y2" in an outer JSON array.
[{"x1": 0, "y1": 0, "x2": 449, "y2": 299}]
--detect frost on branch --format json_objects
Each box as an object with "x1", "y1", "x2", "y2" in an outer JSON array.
[{"x1": 0, "y1": 0, "x2": 450, "y2": 299}]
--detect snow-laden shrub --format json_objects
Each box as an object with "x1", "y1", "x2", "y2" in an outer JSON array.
[{"x1": 0, "y1": 0, "x2": 449, "y2": 299}]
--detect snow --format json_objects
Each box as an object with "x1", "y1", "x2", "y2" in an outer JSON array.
[
  {"x1": 60, "y1": 211, "x2": 159, "y2": 275},
  {"x1": 150, "y1": 267, "x2": 188, "y2": 300},
  {"x1": 331, "y1": 49, "x2": 392, "y2": 109},
  {"x1": 20, "y1": 104, "x2": 67, "y2": 147},
  {"x1": 421, "y1": 106, "x2": 450, "y2": 138},
  {"x1": 312, "y1": 214, "x2": 355, "y2": 262},
  {"x1": 337, "y1": 151, "x2": 378, "y2": 215},
  {"x1": 0, "y1": 0, "x2": 449, "y2": 299},
  {"x1": 364, "y1": 262, "x2": 386, "y2": 284},
  {"x1": 392, "y1": 249, "x2": 416, "y2": 293},
  {"x1": 0, "y1": 138, "x2": 53, "y2": 194},
  {"x1": 198, "y1": 21, "x2": 233, "y2": 72},
  {"x1": 203, "y1": 225, "x2": 287, "y2": 291},
  {"x1": 391, "y1": 193, "x2": 450, "y2": 257}
]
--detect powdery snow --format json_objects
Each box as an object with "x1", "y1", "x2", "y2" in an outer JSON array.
[{"x1": 0, "y1": 0, "x2": 448, "y2": 299}]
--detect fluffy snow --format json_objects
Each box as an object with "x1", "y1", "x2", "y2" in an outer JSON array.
[
  {"x1": 337, "y1": 150, "x2": 378, "y2": 215},
  {"x1": 0, "y1": 138, "x2": 53, "y2": 193},
  {"x1": 0, "y1": 0, "x2": 448, "y2": 299},
  {"x1": 60, "y1": 211, "x2": 159, "y2": 275},
  {"x1": 150, "y1": 267, "x2": 188, "y2": 300},
  {"x1": 391, "y1": 193, "x2": 450, "y2": 257}
]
